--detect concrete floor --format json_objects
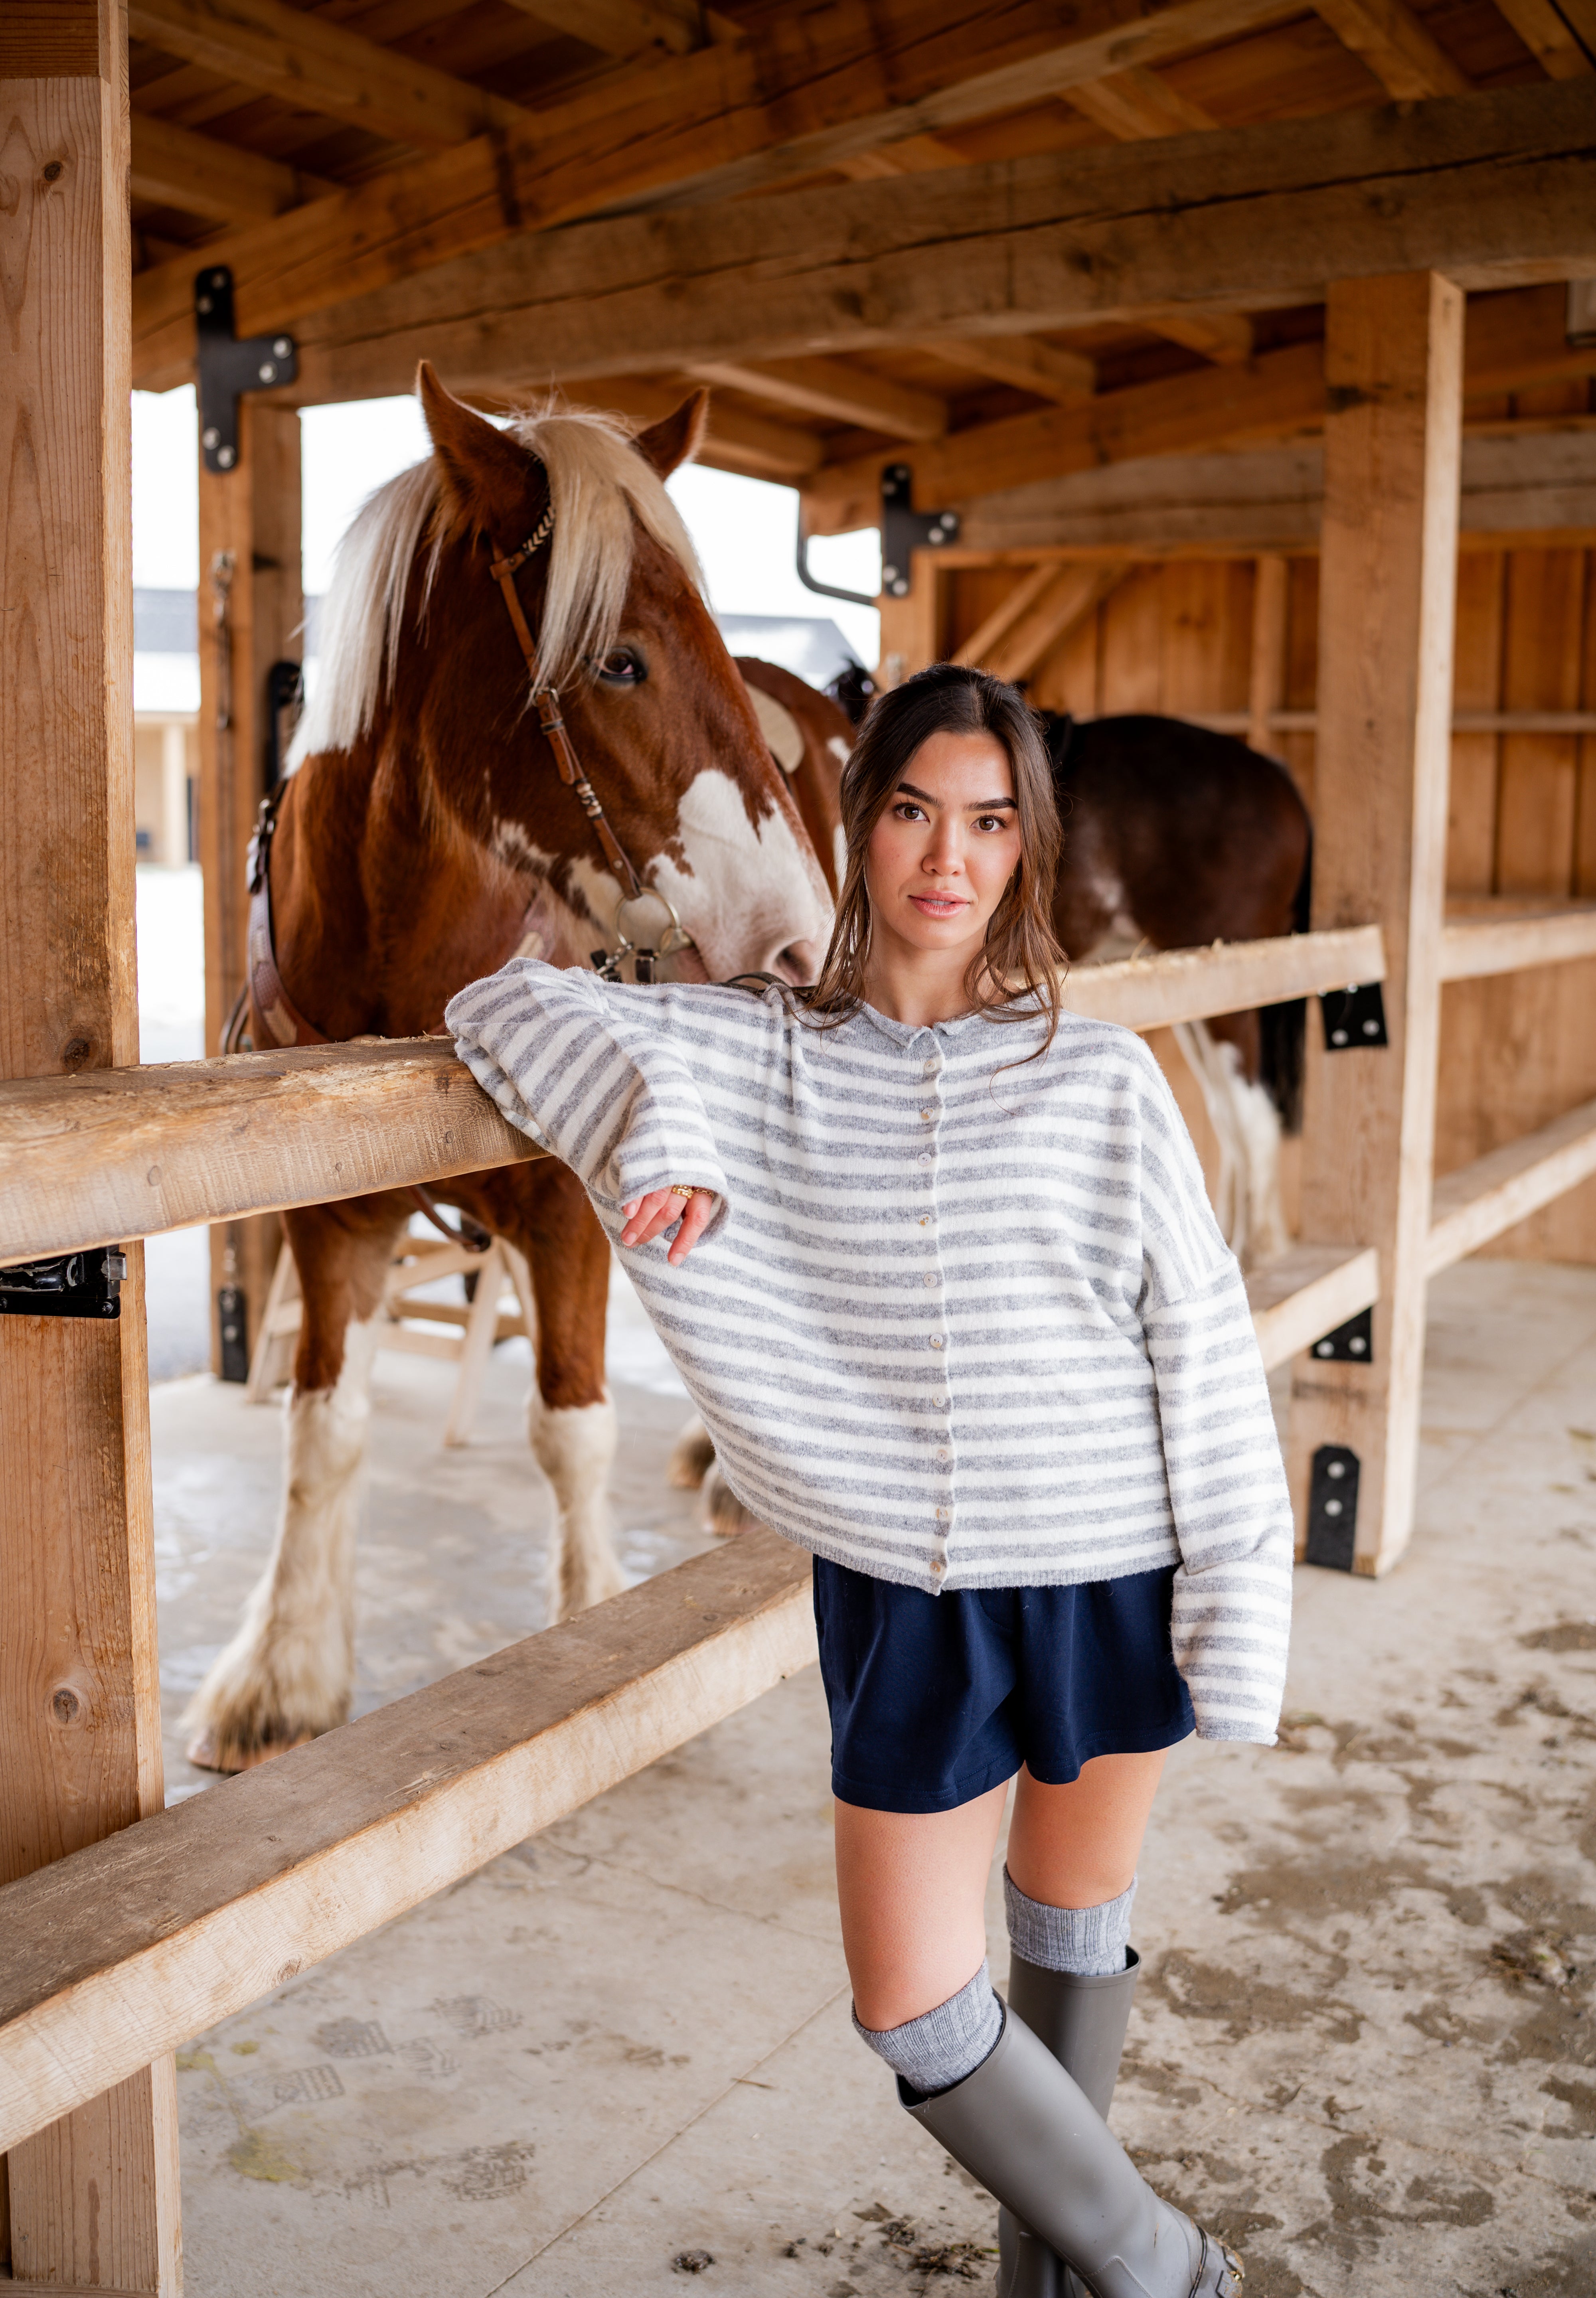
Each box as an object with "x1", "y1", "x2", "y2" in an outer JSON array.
[{"x1": 151, "y1": 1256, "x2": 1596, "y2": 2298}]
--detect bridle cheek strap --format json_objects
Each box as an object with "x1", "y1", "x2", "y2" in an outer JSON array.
[{"x1": 489, "y1": 529, "x2": 644, "y2": 903}]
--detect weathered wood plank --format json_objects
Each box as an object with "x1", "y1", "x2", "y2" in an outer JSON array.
[
  {"x1": 1063, "y1": 924, "x2": 1387, "y2": 1032},
  {"x1": 1285, "y1": 272, "x2": 1462, "y2": 1579},
  {"x1": 1247, "y1": 1243, "x2": 1380, "y2": 1369},
  {"x1": 0, "y1": 1041, "x2": 543, "y2": 1268},
  {"x1": 243, "y1": 82, "x2": 1596, "y2": 417},
  {"x1": 0, "y1": 1531, "x2": 818, "y2": 2156},
  {"x1": 1427, "y1": 1095, "x2": 1596, "y2": 1271},
  {"x1": 1439, "y1": 904, "x2": 1596, "y2": 980},
  {"x1": 0, "y1": 0, "x2": 180, "y2": 2284}
]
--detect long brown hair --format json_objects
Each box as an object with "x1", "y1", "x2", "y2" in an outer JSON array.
[{"x1": 804, "y1": 662, "x2": 1065, "y2": 1053}]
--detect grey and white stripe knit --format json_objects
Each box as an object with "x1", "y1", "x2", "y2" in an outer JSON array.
[{"x1": 446, "y1": 959, "x2": 1294, "y2": 1745}]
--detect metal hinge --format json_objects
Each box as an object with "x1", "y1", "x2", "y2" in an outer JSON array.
[
  {"x1": 0, "y1": 1249, "x2": 127, "y2": 1319},
  {"x1": 196, "y1": 266, "x2": 298, "y2": 474}
]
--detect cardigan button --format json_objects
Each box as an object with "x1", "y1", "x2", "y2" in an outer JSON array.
[{"x1": 929, "y1": 1335, "x2": 944, "y2": 1350}]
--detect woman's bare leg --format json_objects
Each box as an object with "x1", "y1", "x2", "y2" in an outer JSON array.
[
  {"x1": 1006, "y1": 1750, "x2": 1170, "y2": 1912},
  {"x1": 836, "y1": 1750, "x2": 1170, "y2": 2030}
]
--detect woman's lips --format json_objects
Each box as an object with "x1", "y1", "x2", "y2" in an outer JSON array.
[{"x1": 909, "y1": 893, "x2": 969, "y2": 918}]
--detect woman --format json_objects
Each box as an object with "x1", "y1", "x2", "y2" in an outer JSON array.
[{"x1": 448, "y1": 663, "x2": 1292, "y2": 2298}]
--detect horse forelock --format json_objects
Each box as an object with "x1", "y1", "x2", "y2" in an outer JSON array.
[{"x1": 288, "y1": 401, "x2": 704, "y2": 770}]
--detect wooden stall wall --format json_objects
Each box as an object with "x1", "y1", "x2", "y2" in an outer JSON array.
[{"x1": 941, "y1": 541, "x2": 1596, "y2": 1265}]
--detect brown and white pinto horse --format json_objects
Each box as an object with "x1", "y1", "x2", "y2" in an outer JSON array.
[{"x1": 185, "y1": 367, "x2": 831, "y2": 1771}]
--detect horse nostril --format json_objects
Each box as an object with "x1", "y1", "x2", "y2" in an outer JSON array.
[{"x1": 777, "y1": 945, "x2": 811, "y2": 984}]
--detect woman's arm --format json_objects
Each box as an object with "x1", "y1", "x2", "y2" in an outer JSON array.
[
  {"x1": 1128, "y1": 1042, "x2": 1295, "y2": 1745},
  {"x1": 445, "y1": 958, "x2": 729, "y2": 1254}
]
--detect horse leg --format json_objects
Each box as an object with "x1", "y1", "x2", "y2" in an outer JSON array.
[
  {"x1": 494, "y1": 1165, "x2": 627, "y2": 1621},
  {"x1": 184, "y1": 1193, "x2": 408, "y2": 1771},
  {"x1": 1175, "y1": 1011, "x2": 1288, "y2": 1269}
]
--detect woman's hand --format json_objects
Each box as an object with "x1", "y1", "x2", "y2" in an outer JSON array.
[{"x1": 620, "y1": 1187, "x2": 716, "y2": 1265}]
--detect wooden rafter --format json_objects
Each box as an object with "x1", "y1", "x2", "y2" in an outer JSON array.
[
  {"x1": 557, "y1": 377, "x2": 824, "y2": 479},
  {"x1": 129, "y1": 0, "x2": 1308, "y2": 383},
  {"x1": 130, "y1": 106, "x2": 324, "y2": 219},
  {"x1": 686, "y1": 356, "x2": 947, "y2": 440},
  {"x1": 1491, "y1": 0, "x2": 1594, "y2": 75},
  {"x1": 504, "y1": 0, "x2": 728, "y2": 55},
  {"x1": 127, "y1": 0, "x2": 531, "y2": 149},
  {"x1": 252, "y1": 85, "x2": 1596, "y2": 418},
  {"x1": 954, "y1": 561, "x2": 1129, "y2": 679},
  {"x1": 913, "y1": 335, "x2": 1096, "y2": 404},
  {"x1": 1063, "y1": 63, "x2": 1219, "y2": 136},
  {"x1": 1310, "y1": 0, "x2": 1471, "y2": 97}
]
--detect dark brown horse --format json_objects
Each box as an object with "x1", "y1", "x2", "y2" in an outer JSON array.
[{"x1": 186, "y1": 367, "x2": 832, "y2": 1771}]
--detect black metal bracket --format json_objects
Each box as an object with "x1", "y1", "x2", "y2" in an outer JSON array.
[
  {"x1": 196, "y1": 267, "x2": 297, "y2": 474},
  {"x1": 1305, "y1": 1444, "x2": 1360, "y2": 1571},
  {"x1": 0, "y1": 1249, "x2": 126, "y2": 1320},
  {"x1": 1320, "y1": 980, "x2": 1388, "y2": 1050},
  {"x1": 1308, "y1": 1307, "x2": 1373, "y2": 1364},
  {"x1": 217, "y1": 1283, "x2": 249, "y2": 1382},
  {"x1": 880, "y1": 465, "x2": 959, "y2": 598}
]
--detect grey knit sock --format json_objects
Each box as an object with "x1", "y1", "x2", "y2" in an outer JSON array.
[
  {"x1": 853, "y1": 1961, "x2": 1003, "y2": 2097},
  {"x1": 1004, "y1": 1868, "x2": 1137, "y2": 1977}
]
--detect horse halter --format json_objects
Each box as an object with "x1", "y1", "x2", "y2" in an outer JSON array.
[{"x1": 488, "y1": 507, "x2": 692, "y2": 986}]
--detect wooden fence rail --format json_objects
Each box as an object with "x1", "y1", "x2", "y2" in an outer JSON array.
[{"x1": 0, "y1": 1529, "x2": 816, "y2": 2156}]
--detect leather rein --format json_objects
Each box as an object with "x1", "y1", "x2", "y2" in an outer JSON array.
[{"x1": 234, "y1": 498, "x2": 691, "y2": 1253}]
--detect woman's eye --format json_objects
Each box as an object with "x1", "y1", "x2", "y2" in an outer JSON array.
[
  {"x1": 894, "y1": 802, "x2": 927, "y2": 822},
  {"x1": 595, "y1": 647, "x2": 645, "y2": 685},
  {"x1": 976, "y1": 814, "x2": 1007, "y2": 833}
]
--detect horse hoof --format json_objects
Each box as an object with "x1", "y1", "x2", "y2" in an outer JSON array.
[
  {"x1": 185, "y1": 1726, "x2": 312, "y2": 1774},
  {"x1": 667, "y1": 1415, "x2": 716, "y2": 1491},
  {"x1": 705, "y1": 1469, "x2": 759, "y2": 1538}
]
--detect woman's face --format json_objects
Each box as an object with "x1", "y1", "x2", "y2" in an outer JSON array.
[{"x1": 863, "y1": 728, "x2": 1022, "y2": 965}]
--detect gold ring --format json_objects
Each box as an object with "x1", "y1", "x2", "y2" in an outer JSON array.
[{"x1": 669, "y1": 1184, "x2": 697, "y2": 1199}]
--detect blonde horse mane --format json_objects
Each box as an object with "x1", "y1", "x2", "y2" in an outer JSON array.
[{"x1": 290, "y1": 400, "x2": 703, "y2": 767}]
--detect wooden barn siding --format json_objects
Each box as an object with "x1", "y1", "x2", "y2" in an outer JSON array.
[{"x1": 943, "y1": 539, "x2": 1596, "y2": 1263}]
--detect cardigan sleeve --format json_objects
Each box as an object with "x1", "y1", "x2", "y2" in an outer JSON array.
[
  {"x1": 1130, "y1": 1044, "x2": 1295, "y2": 1747},
  {"x1": 444, "y1": 958, "x2": 731, "y2": 1229}
]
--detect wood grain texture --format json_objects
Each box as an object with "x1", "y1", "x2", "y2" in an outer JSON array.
[
  {"x1": 129, "y1": 106, "x2": 314, "y2": 221},
  {"x1": 0, "y1": 1530, "x2": 818, "y2": 2155},
  {"x1": 1063, "y1": 926, "x2": 1387, "y2": 1029},
  {"x1": 138, "y1": 79, "x2": 1596, "y2": 397},
  {"x1": 1310, "y1": 0, "x2": 1470, "y2": 98},
  {"x1": 0, "y1": 3, "x2": 179, "y2": 2283},
  {"x1": 1439, "y1": 904, "x2": 1596, "y2": 979},
  {"x1": 0, "y1": 1040, "x2": 545, "y2": 1267},
  {"x1": 1286, "y1": 271, "x2": 1462, "y2": 1578},
  {"x1": 1427, "y1": 1094, "x2": 1596, "y2": 1269},
  {"x1": 196, "y1": 399, "x2": 300, "y2": 1369},
  {"x1": 1246, "y1": 1242, "x2": 1380, "y2": 1368}
]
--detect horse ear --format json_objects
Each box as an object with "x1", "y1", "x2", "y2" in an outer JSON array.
[
  {"x1": 632, "y1": 389, "x2": 709, "y2": 480},
  {"x1": 416, "y1": 361, "x2": 545, "y2": 531}
]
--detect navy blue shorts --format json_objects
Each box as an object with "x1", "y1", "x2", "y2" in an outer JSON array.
[{"x1": 812, "y1": 1560, "x2": 1196, "y2": 1814}]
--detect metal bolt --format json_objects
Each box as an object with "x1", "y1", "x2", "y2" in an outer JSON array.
[
  {"x1": 1324, "y1": 1498, "x2": 1343, "y2": 1516},
  {"x1": 1349, "y1": 1335, "x2": 1367, "y2": 1354},
  {"x1": 1327, "y1": 1459, "x2": 1346, "y2": 1478},
  {"x1": 274, "y1": 338, "x2": 291, "y2": 356},
  {"x1": 218, "y1": 445, "x2": 236, "y2": 468},
  {"x1": 258, "y1": 361, "x2": 276, "y2": 382},
  {"x1": 202, "y1": 426, "x2": 219, "y2": 449},
  {"x1": 196, "y1": 295, "x2": 212, "y2": 314},
  {"x1": 1363, "y1": 1019, "x2": 1381, "y2": 1036},
  {"x1": 1331, "y1": 1028, "x2": 1349, "y2": 1045}
]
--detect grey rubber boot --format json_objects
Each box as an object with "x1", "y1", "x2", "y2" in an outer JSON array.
[
  {"x1": 998, "y1": 1951, "x2": 1142, "y2": 2298},
  {"x1": 902, "y1": 2006, "x2": 1242, "y2": 2298}
]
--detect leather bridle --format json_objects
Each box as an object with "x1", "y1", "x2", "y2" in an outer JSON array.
[{"x1": 489, "y1": 505, "x2": 692, "y2": 986}]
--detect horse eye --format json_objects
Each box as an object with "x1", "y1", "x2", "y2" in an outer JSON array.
[{"x1": 596, "y1": 647, "x2": 645, "y2": 685}]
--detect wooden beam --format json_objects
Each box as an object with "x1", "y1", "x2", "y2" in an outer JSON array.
[
  {"x1": 806, "y1": 342, "x2": 1329, "y2": 533},
  {"x1": 1426, "y1": 1094, "x2": 1596, "y2": 1270},
  {"x1": 1554, "y1": 0, "x2": 1596, "y2": 53},
  {"x1": 196, "y1": 401, "x2": 301, "y2": 1372},
  {"x1": 126, "y1": 0, "x2": 528, "y2": 149},
  {"x1": 1286, "y1": 272, "x2": 1463, "y2": 1579},
  {"x1": 687, "y1": 356, "x2": 947, "y2": 440},
  {"x1": 0, "y1": 1530, "x2": 818, "y2": 2156},
  {"x1": 130, "y1": 106, "x2": 318, "y2": 219},
  {"x1": 951, "y1": 562, "x2": 1066, "y2": 670},
  {"x1": 1063, "y1": 924, "x2": 1387, "y2": 1032},
  {"x1": 0, "y1": 1042, "x2": 543, "y2": 1271},
  {"x1": 1492, "y1": 0, "x2": 1595, "y2": 76},
  {"x1": 1063, "y1": 63, "x2": 1219, "y2": 136},
  {"x1": 913, "y1": 334, "x2": 1096, "y2": 404},
  {"x1": 968, "y1": 561, "x2": 1128, "y2": 681},
  {"x1": 0, "y1": 0, "x2": 180, "y2": 2283},
  {"x1": 508, "y1": 0, "x2": 720, "y2": 55},
  {"x1": 557, "y1": 376, "x2": 824, "y2": 478},
  {"x1": 1247, "y1": 1243, "x2": 1380, "y2": 1370},
  {"x1": 127, "y1": 0, "x2": 1314, "y2": 383},
  {"x1": 1439, "y1": 903, "x2": 1596, "y2": 979},
  {"x1": 1138, "y1": 305, "x2": 1256, "y2": 363},
  {"x1": 1311, "y1": 0, "x2": 1472, "y2": 97},
  {"x1": 251, "y1": 81, "x2": 1596, "y2": 418}
]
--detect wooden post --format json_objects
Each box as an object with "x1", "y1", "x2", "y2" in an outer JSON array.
[
  {"x1": 877, "y1": 551, "x2": 944, "y2": 686},
  {"x1": 197, "y1": 400, "x2": 302, "y2": 1371},
  {"x1": 0, "y1": 0, "x2": 181, "y2": 2286},
  {"x1": 1287, "y1": 273, "x2": 1464, "y2": 1576},
  {"x1": 1247, "y1": 553, "x2": 1290, "y2": 753}
]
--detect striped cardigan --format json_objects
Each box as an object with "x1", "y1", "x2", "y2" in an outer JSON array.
[{"x1": 446, "y1": 961, "x2": 1294, "y2": 1744}]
